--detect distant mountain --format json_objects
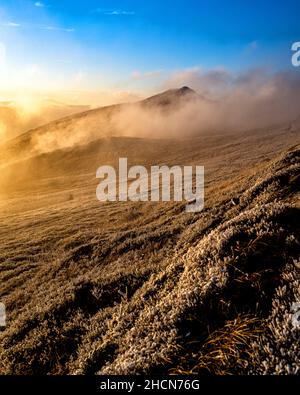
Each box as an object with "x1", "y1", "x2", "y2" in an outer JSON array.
[
  {"x1": 1, "y1": 86, "x2": 296, "y2": 172},
  {"x1": 142, "y1": 86, "x2": 199, "y2": 108},
  {"x1": 0, "y1": 87, "x2": 202, "y2": 166}
]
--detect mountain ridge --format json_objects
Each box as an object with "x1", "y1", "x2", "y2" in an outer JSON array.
[
  {"x1": 1, "y1": 87, "x2": 198, "y2": 148},
  {"x1": 0, "y1": 87, "x2": 202, "y2": 166}
]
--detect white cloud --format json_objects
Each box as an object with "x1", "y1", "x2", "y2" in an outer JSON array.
[
  {"x1": 164, "y1": 67, "x2": 233, "y2": 99},
  {"x1": 42, "y1": 25, "x2": 74, "y2": 32},
  {"x1": 1, "y1": 21, "x2": 74, "y2": 32},
  {"x1": 2, "y1": 21, "x2": 20, "y2": 27},
  {"x1": 161, "y1": 67, "x2": 300, "y2": 131},
  {"x1": 35, "y1": 2, "x2": 45, "y2": 7},
  {"x1": 96, "y1": 9, "x2": 135, "y2": 16},
  {"x1": 107, "y1": 10, "x2": 135, "y2": 15}
]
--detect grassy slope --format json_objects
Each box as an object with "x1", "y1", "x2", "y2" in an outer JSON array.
[{"x1": 0, "y1": 120, "x2": 299, "y2": 374}]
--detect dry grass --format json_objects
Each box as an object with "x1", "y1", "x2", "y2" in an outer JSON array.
[
  {"x1": 0, "y1": 119, "x2": 299, "y2": 375},
  {"x1": 172, "y1": 316, "x2": 262, "y2": 375}
]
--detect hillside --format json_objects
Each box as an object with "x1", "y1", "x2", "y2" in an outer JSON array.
[
  {"x1": 0, "y1": 100, "x2": 90, "y2": 143},
  {"x1": 0, "y1": 87, "x2": 299, "y2": 375},
  {"x1": 0, "y1": 87, "x2": 207, "y2": 168},
  {"x1": 1, "y1": 0, "x2": 300, "y2": 380}
]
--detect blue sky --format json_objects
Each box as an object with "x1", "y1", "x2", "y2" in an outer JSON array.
[{"x1": 0, "y1": 0, "x2": 299, "y2": 104}]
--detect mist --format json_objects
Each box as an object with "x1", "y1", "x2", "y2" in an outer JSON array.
[
  {"x1": 113, "y1": 69, "x2": 300, "y2": 138},
  {"x1": 4, "y1": 68, "x2": 300, "y2": 157},
  {"x1": 0, "y1": 100, "x2": 90, "y2": 143}
]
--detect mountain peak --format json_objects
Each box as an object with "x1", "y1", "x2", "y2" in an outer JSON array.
[
  {"x1": 178, "y1": 86, "x2": 196, "y2": 95},
  {"x1": 142, "y1": 86, "x2": 198, "y2": 108}
]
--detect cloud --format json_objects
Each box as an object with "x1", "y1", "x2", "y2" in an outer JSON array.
[
  {"x1": 160, "y1": 67, "x2": 300, "y2": 131},
  {"x1": 29, "y1": 68, "x2": 300, "y2": 154},
  {"x1": 41, "y1": 25, "x2": 74, "y2": 32},
  {"x1": 164, "y1": 67, "x2": 232, "y2": 98},
  {"x1": 96, "y1": 9, "x2": 135, "y2": 16},
  {"x1": 1, "y1": 21, "x2": 74, "y2": 32},
  {"x1": 0, "y1": 98, "x2": 91, "y2": 142},
  {"x1": 3, "y1": 64, "x2": 300, "y2": 151},
  {"x1": 34, "y1": 1, "x2": 45, "y2": 7},
  {"x1": 107, "y1": 10, "x2": 135, "y2": 15},
  {"x1": 2, "y1": 22, "x2": 20, "y2": 27}
]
